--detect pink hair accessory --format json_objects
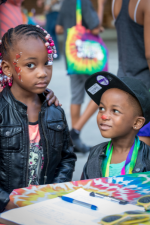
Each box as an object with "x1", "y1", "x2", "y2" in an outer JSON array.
[
  {"x1": 45, "y1": 34, "x2": 50, "y2": 40},
  {"x1": 37, "y1": 26, "x2": 58, "y2": 65},
  {"x1": 47, "y1": 50, "x2": 53, "y2": 54},
  {"x1": 0, "y1": 40, "x2": 13, "y2": 87},
  {"x1": 45, "y1": 42, "x2": 49, "y2": 47}
]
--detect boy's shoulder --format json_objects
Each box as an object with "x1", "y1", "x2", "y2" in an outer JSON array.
[{"x1": 89, "y1": 142, "x2": 108, "y2": 158}]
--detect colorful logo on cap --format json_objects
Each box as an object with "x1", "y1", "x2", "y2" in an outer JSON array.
[{"x1": 97, "y1": 75, "x2": 109, "y2": 86}]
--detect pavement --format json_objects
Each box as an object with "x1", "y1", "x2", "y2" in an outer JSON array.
[{"x1": 47, "y1": 29, "x2": 118, "y2": 181}]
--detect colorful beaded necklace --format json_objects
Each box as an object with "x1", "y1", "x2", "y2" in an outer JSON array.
[{"x1": 102, "y1": 136, "x2": 140, "y2": 177}]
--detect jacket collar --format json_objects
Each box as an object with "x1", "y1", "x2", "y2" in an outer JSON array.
[
  {"x1": 97, "y1": 141, "x2": 147, "y2": 174},
  {"x1": 2, "y1": 85, "x2": 47, "y2": 114},
  {"x1": 132, "y1": 141, "x2": 146, "y2": 173}
]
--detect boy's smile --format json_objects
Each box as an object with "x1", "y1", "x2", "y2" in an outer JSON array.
[{"x1": 97, "y1": 88, "x2": 140, "y2": 139}]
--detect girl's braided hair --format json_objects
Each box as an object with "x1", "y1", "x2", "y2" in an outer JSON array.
[
  {"x1": 1, "y1": 24, "x2": 47, "y2": 61},
  {"x1": 0, "y1": 24, "x2": 57, "y2": 87}
]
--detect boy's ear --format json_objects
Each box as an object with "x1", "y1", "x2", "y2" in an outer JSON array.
[
  {"x1": 133, "y1": 116, "x2": 145, "y2": 131},
  {"x1": 2, "y1": 60, "x2": 13, "y2": 77}
]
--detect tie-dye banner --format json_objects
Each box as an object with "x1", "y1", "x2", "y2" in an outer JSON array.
[
  {"x1": 10, "y1": 172, "x2": 150, "y2": 210},
  {"x1": 65, "y1": 0, "x2": 108, "y2": 75}
]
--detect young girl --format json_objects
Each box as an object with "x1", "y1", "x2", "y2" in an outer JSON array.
[
  {"x1": 82, "y1": 71, "x2": 150, "y2": 180},
  {"x1": 0, "y1": 24, "x2": 76, "y2": 211}
]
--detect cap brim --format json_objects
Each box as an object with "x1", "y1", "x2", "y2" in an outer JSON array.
[{"x1": 85, "y1": 71, "x2": 137, "y2": 105}]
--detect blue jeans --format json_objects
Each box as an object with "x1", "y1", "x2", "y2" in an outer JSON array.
[{"x1": 45, "y1": 11, "x2": 60, "y2": 58}]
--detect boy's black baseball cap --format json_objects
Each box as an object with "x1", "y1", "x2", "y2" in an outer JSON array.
[{"x1": 85, "y1": 71, "x2": 150, "y2": 125}]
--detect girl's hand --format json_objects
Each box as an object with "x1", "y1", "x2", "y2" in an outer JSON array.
[
  {"x1": 45, "y1": 88, "x2": 62, "y2": 107},
  {"x1": 5, "y1": 201, "x2": 18, "y2": 210},
  {"x1": 36, "y1": 0, "x2": 44, "y2": 8},
  {"x1": 44, "y1": 4, "x2": 51, "y2": 12}
]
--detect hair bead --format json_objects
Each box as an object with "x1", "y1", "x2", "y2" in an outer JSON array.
[
  {"x1": 47, "y1": 50, "x2": 53, "y2": 54},
  {"x1": 53, "y1": 54, "x2": 58, "y2": 58},
  {"x1": 45, "y1": 42, "x2": 49, "y2": 47},
  {"x1": 38, "y1": 26, "x2": 57, "y2": 64},
  {"x1": 48, "y1": 61, "x2": 53, "y2": 65},
  {"x1": 0, "y1": 39, "x2": 12, "y2": 88}
]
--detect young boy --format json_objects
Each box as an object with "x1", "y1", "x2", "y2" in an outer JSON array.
[{"x1": 82, "y1": 71, "x2": 150, "y2": 179}]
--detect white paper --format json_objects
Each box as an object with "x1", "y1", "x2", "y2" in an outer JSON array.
[{"x1": 1, "y1": 188, "x2": 144, "y2": 225}]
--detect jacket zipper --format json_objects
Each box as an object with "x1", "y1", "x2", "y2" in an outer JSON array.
[
  {"x1": 40, "y1": 112, "x2": 49, "y2": 184},
  {"x1": 26, "y1": 114, "x2": 30, "y2": 186}
]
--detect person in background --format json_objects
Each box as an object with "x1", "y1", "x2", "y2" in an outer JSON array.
[
  {"x1": 98, "y1": 0, "x2": 150, "y2": 146},
  {"x1": 0, "y1": 0, "x2": 23, "y2": 93},
  {"x1": 56, "y1": 0, "x2": 103, "y2": 153},
  {"x1": 37, "y1": 0, "x2": 63, "y2": 59},
  {"x1": 0, "y1": 0, "x2": 23, "y2": 38}
]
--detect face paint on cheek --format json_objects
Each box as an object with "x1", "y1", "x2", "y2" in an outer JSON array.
[
  {"x1": 14, "y1": 65, "x2": 22, "y2": 81},
  {"x1": 18, "y1": 75, "x2": 21, "y2": 80},
  {"x1": 13, "y1": 52, "x2": 23, "y2": 82},
  {"x1": 16, "y1": 52, "x2": 22, "y2": 60},
  {"x1": 13, "y1": 61, "x2": 17, "y2": 66},
  {"x1": 15, "y1": 66, "x2": 21, "y2": 74}
]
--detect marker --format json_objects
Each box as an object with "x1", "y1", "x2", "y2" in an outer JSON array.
[
  {"x1": 59, "y1": 196, "x2": 98, "y2": 210},
  {"x1": 90, "y1": 192, "x2": 128, "y2": 205}
]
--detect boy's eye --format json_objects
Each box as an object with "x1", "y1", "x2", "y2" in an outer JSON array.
[
  {"x1": 114, "y1": 109, "x2": 120, "y2": 113},
  {"x1": 99, "y1": 107, "x2": 105, "y2": 111},
  {"x1": 27, "y1": 63, "x2": 35, "y2": 69}
]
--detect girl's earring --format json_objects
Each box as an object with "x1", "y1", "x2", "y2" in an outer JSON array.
[
  {"x1": 135, "y1": 127, "x2": 136, "y2": 129},
  {"x1": 8, "y1": 73, "x2": 11, "y2": 77}
]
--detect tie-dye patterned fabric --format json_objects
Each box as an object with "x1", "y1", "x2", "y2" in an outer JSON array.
[
  {"x1": 10, "y1": 172, "x2": 150, "y2": 210},
  {"x1": 66, "y1": 0, "x2": 108, "y2": 75},
  {"x1": 0, "y1": 0, "x2": 23, "y2": 37}
]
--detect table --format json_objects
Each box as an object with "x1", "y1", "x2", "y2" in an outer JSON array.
[{"x1": 1, "y1": 172, "x2": 150, "y2": 224}]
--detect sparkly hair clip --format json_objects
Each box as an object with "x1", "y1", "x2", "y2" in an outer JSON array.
[
  {"x1": 0, "y1": 40, "x2": 12, "y2": 88},
  {"x1": 36, "y1": 25, "x2": 57, "y2": 65}
]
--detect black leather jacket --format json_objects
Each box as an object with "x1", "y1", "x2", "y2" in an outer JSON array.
[
  {"x1": 82, "y1": 141, "x2": 150, "y2": 180},
  {"x1": 0, "y1": 86, "x2": 76, "y2": 211}
]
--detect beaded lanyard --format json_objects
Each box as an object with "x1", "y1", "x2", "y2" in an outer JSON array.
[{"x1": 102, "y1": 136, "x2": 140, "y2": 177}]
